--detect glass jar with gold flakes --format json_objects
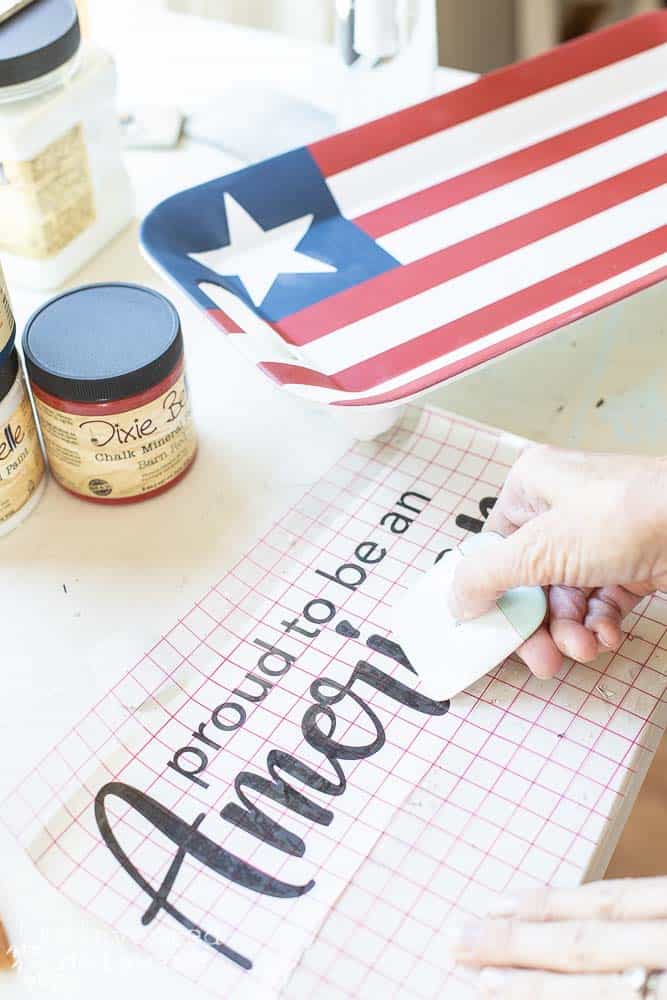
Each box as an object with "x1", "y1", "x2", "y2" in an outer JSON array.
[{"x1": 0, "y1": 0, "x2": 134, "y2": 290}]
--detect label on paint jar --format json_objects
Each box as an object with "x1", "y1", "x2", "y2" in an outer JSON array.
[
  {"x1": 35, "y1": 372, "x2": 197, "y2": 500},
  {"x1": 0, "y1": 263, "x2": 14, "y2": 352},
  {"x1": 0, "y1": 378, "x2": 45, "y2": 525},
  {"x1": 0, "y1": 124, "x2": 96, "y2": 259}
]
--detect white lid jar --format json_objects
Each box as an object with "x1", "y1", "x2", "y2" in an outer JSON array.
[{"x1": 0, "y1": 0, "x2": 134, "y2": 290}]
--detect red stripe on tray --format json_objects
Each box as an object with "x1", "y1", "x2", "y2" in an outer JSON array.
[
  {"x1": 308, "y1": 13, "x2": 667, "y2": 177},
  {"x1": 336, "y1": 264, "x2": 667, "y2": 406},
  {"x1": 333, "y1": 227, "x2": 667, "y2": 392},
  {"x1": 258, "y1": 362, "x2": 335, "y2": 391},
  {"x1": 208, "y1": 307, "x2": 244, "y2": 334},
  {"x1": 276, "y1": 154, "x2": 667, "y2": 346},
  {"x1": 261, "y1": 228, "x2": 666, "y2": 394},
  {"x1": 355, "y1": 92, "x2": 667, "y2": 239}
]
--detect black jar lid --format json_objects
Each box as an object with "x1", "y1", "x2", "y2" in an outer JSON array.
[
  {"x1": 23, "y1": 284, "x2": 184, "y2": 405},
  {"x1": 0, "y1": 348, "x2": 19, "y2": 403},
  {"x1": 0, "y1": 0, "x2": 80, "y2": 89}
]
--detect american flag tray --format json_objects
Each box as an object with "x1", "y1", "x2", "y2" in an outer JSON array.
[{"x1": 141, "y1": 13, "x2": 667, "y2": 413}]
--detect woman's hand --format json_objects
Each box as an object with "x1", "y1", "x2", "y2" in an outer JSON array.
[
  {"x1": 449, "y1": 446, "x2": 667, "y2": 678},
  {"x1": 449, "y1": 877, "x2": 667, "y2": 997}
]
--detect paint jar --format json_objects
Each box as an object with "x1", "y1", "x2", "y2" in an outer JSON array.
[
  {"x1": 23, "y1": 283, "x2": 198, "y2": 504},
  {"x1": 0, "y1": 0, "x2": 134, "y2": 290},
  {"x1": 0, "y1": 258, "x2": 16, "y2": 355},
  {"x1": 0, "y1": 346, "x2": 46, "y2": 536}
]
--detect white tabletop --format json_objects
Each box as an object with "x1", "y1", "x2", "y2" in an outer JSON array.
[{"x1": 2, "y1": 10, "x2": 666, "y2": 999}]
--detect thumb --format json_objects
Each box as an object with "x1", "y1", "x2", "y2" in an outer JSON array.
[{"x1": 449, "y1": 513, "x2": 571, "y2": 619}]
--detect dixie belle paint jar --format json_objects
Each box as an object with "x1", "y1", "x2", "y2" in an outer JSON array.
[
  {"x1": 0, "y1": 346, "x2": 46, "y2": 535},
  {"x1": 23, "y1": 283, "x2": 198, "y2": 504}
]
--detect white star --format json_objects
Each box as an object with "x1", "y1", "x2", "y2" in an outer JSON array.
[{"x1": 189, "y1": 193, "x2": 336, "y2": 307}]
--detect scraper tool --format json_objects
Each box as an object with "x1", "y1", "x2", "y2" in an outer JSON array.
[{"x1": 392, "y1": 531, "x2": 547, "y2": 701}]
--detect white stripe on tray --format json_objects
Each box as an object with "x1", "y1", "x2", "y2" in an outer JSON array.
[
  {"x1": 327, "y1": 44, "x2": 667, "y2": 219},
  {"x1": 299, "y1": 184, "x2": 667, "y2": 375},
  {"x1": 375, "y1": 117, "x2": 667, "y2": 264},
  {"x1": 281, "y1": 255, "x2": 667, "y2": 404}
]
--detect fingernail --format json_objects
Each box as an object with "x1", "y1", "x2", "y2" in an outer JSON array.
[
  {"x1": 447, "y1": 921, "x2": 484, "y2": 957},
  {"x1": 485, "y1": 894, "x2": 518, "y2": 918},
  {"x1": 560, "y1": 638, "x2": 578, "y2": 660},
  {"x1": 479, "y1": 969, "x2": 507, "y2": 997}
]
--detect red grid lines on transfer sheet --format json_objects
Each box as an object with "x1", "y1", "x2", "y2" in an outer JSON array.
[{"x1": 4, "y1": 406, "x2": 667, "y2": 1000}]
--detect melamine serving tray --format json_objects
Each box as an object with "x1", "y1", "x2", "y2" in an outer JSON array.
[{"x1": 141, "y1": 13, "x2": 667, "y2": 418}]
